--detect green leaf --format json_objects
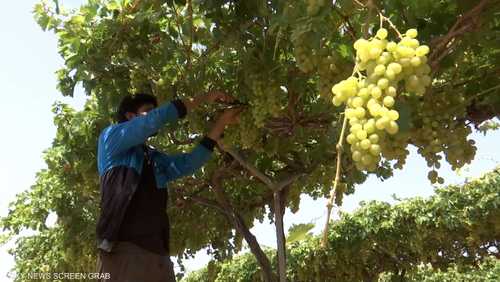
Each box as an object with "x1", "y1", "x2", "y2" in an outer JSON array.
[
  {"x1": 286, "y1": 223, "x2": 314, "y2": 244},
  {"x1": 106, "y1": 1, "x2": 120, "y2": 11},
  {"x1": 69, "y1": 15, "x2": 85, "y2": 25}
]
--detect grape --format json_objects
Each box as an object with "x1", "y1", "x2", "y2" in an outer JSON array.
[
  {"x1": 416, "y1": 45, "x2": 430, "y2": 56},
  {"x1": 388, "y1": 62, "x2": 402, "y2": 74},
  {"x1": 386, "y1": 121, "x2": 399, "y2": 135},
  {"x1": 410, "y1": 56, "x2": 422, "y2": 67},
  {"x1": 397, "y1": 46, "x2": 415, "y2": 58},
  {"x1": 377, "y1": 78, "x2": 390, "y2": 89},
  {"x1": 352, "y1": 150, "x2": 362, "y2": 162},
  {"x1": 352, "y1": 97, "x2": 364, "y2": 108},
  {"x1": 361, "y1": 155, "x2": 373, "y2": 165},
  {"x1": 371, "y1": 87, "x2": 382, "y2": 99},
  {"x1": 379, "y1": 106, "x2": 389, "y2": 117},
  {"x1": 369, "y1": 47, "x2": 382, "y2": 59},
  {"x1": 360, "y1": 139, "x2": 371, "y2": 149},
  {"x1": 369, "y1": 134, "x2": 379, "y2": 144},
  {"x1": 346, "y1": 133, "x2": 357, "y2": 144},
  {"x1": 376, "y1": 28, "x2": 388, "y2": 39},
  {"x1": 332, "y1": 96, "x2": 343, "y2": 106},
  {"x1": 356, "y1": 130, "x2": 368, "y2": 140},
  {"x1": 387, "y1": 110, "x2": 399, "y2": 121},
  {"x1": 409, "y1": 39, "x2": 420, "y2": 48},
  {"x1": 386, "y1": 86, "x2": 397, "y2": 97},
  {"x1": 354, "y1": 39, "x2": 368, "y2": 50},
  {"x1": 346, "y1": 108, "x2": 356, "y2": 119},
  {"x1": 374, "y1": 65, "x2": 386, "y2": 76},
  {"x1": 358, "y1": 88, "x2": 370, "y2": 100},
  {"x1": 386, "y1": 42, "x2": 397, "y2": 52},
  {"x1": 351, "y1": 123, "x2": 362, "y2": 133},
  {"x1": 369, "y1": 144, "x2": 381, "y2": 155},
  {"x1": 406, "y1": 29, "x2": 418, "y2": 38},
  {"x1": 364, "y1": 119, "x2": 376, "y2": 134},
  {"x1": 375, "y1": 117, "x2": 388, "y2": 130},
  {"x1": 385, "y1": 69, "x2": 396, "y2": 80},
  {"x1": 355, "y1": 107, "x2": 366, "y2": 118},
  {"x1": 427, "y1": 170, "x2": 440, "y2": 183},
  {"x1": 383, "y1": 96, "x2": 395, "y2": 107},
  {"x1": 368, "y1": 103, "x2": 382, "y2": 116}
]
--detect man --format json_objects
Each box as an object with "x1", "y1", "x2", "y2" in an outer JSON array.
[{"x1": 95, "y1": 91, "x2": 240, "y2": 281}]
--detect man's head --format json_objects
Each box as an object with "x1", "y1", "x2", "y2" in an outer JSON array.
[{"x1": 116, "y1": 93, "x2": 158, "y2": 123}]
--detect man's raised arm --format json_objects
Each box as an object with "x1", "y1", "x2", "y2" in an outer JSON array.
[{"x1": 100, "y1": 100, "x2": 187, "y2": 157}]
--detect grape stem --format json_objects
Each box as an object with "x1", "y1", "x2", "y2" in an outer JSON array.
[
  {"x1": 321, "y1": 113, "x2": 348, "y2": 248},
  {"x1": 351, "y1": 64, "x2": 364, "y2": 78},
  {"x1": 379, "y1": 12, "x2": 403, "y2": 39}
]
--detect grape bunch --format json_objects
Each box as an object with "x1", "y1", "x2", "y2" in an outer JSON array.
[
  {"x1": 307, "y1": 0, "x2": 325, "y2": 16},
  {"x1": 294, "y1": 44, "x2": 315, "y2": 73},
  {"x1": 411, "y1": 91, "x2": 476, "y2": 183},
  {"x1": 331, "y1": 28, "x2": 432, "y2": 171}
]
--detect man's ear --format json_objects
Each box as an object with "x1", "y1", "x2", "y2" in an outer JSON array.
[{"x1": 125, "y1": 112, "x2": 136, "y2": 121}]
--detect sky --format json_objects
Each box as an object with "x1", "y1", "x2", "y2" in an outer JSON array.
[{"x1": 0, "y1": 0, "x2": 499, "y2": 280}]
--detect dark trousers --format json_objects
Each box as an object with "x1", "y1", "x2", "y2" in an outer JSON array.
[{"x1": 96, "y1": 241, "x2": 176, "y2": 282}]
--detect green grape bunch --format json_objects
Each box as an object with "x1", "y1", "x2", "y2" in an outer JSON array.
[
  {"x1": 331, "y1": 28, "x2": 432, "y2": 171},
  {"x1": 307, "y1": 0, "x2": 326, "y2": 16}
]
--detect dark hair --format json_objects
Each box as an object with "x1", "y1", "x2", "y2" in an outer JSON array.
[{"x1": 116, "y1": 93, "x2": 158, "y2": 123}]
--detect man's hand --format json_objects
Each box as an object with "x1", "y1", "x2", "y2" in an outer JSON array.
[
  {"x1": 183, "y1": 90, "x2": 235, "y2": 113},
  {"x1": 207, "y1": 107, "x2": 243, "y2": 141},
  {"x1": 205, "y1": 90, "x2": 235, "y2": 104}
]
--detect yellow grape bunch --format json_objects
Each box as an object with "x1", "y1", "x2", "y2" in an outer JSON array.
[{"x1": 331, "y1": 28, "x2": 432, "y2": 171}]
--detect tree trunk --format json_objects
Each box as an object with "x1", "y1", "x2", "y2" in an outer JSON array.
[
  {"x1": 211, "y1": 172, "x2": 276, "y2": 282},
  {"x1": 274, "y1": 190, "x2": 287, "y2": 282}
]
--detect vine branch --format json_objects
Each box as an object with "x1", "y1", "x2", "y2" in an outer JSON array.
[
  {"x1": 322, "y1": 114, "x2": 348, "y2": 248},
  {"x1": 219, "y1": 145, "x2": 275, "y2": 188},
  {"x1": 429, "y1": 0, "x2": 490, "y2": 72}
]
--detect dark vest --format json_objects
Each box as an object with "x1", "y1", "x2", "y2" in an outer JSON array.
[{"x1": 117, "y1": 146, "x2": 170, "y2": 255}]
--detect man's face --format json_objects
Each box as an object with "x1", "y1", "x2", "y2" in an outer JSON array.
[
  {"x1": 136, "y1": 103, "x2": 155, "y2": 117},
  {"x1": 126, "y1": 103, "x2": 158, "y2": 137},
  {"x1": 126, "y1": 103, "x2": 155, "y2": 120}
]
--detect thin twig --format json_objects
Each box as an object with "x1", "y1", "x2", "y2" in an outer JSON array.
[
  {"x1": 189, "y1": 195, "x2": 229, "y2": 216},
  {"x1": 379, "y1": 12, "x2": 402, "y2": 39},
  {"x1": 321, "y1": 114, "x2": 348, "y2": 248},
  {"x1": 353, "y1": 0, "x2": 366, "y2": 8}
]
